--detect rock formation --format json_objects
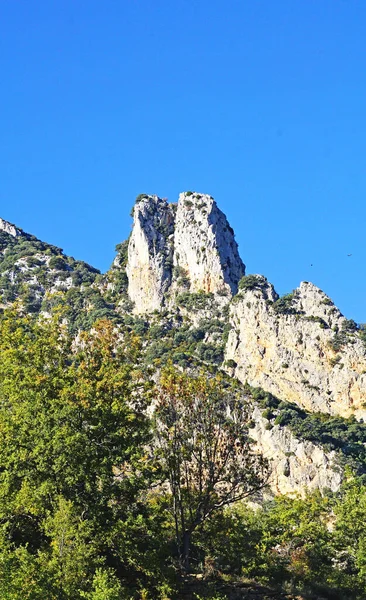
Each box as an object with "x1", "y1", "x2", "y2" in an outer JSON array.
[
  {"x1": 171, "y1": 192, "x2": 245, "y2": 297},
  {"x1": 251, "y1": 407, "x2": 342, "y2": 496},
  {"x1": 126, "y1": 192, "x2": 244, "y2": 313},
  {"x1": 126, "y1": 196, "x2": 175, "y2": 314},
  {"x1": 0, "y1": 217, "x2": 22, "y2": 237},
  {"x1": 225, "y1": 278, "x2": 366, "y2": 419},
  {"x1": 2, "y1": 192, "x2": 366, "y2": 497}
]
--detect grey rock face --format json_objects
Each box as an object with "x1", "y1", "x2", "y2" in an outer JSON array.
[
  {"x1": 126, "y1": 193, "x2": 244, "y2": 313},
  {"x1": 226, "y1": 279, "x2": 366, "y2": 418},
  {"x1": 251, "y1": 407, "x2": 342, "y2": 496},
  {"x1": 126, "y1": 196, "x2": 175, "y2": 314},
  {"x1": 172, "y1": 192, "x2": 245, "y2": 297},
  {"x1": 0, "y1": 218, "x2": 22, "y2": 237}
]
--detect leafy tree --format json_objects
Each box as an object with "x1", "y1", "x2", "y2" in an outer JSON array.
[
  {"x1": 333, "y1": 475, "x2": 366, "y2": 592},
  {"x1": 153, "y1": 368, "x2": 269, "y2": 571},
  {"x1": 0, "y1": 309, "x2": 170, "y2": 598}
]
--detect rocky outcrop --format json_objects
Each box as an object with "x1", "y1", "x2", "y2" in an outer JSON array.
[
  {"x1": 226, "y1": 278, "x2": 366, "y2": 418},
  {"x1": 171, "y1": 192, "x2": 245, "y2": 297},
  {"x1": 126, "y1": 193, "x2": 244, "y2": 313},
  {"x1": 251, "y1": 407, "x2": 342, "y2": 496},
  {"x1": 0, "y1": 218, "x2": 22, "y2": 237},
  {"x1": 126, "y1": 196, "x2": 175, "y2": 314}
]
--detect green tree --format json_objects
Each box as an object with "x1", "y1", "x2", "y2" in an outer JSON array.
[
  {"x1": 153, "y1": 368, "x2": 269, "y2": 571},
  {"x1": 0, "y1": 309, "x2": 166, "y2": 598},
  {"x1": 333, "y1": 475, "x2": 366, "y2": 594}
]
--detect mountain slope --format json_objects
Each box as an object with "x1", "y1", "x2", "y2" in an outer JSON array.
[{"x1": 2, "y1": 193, "x2": 366, "y2": 496}]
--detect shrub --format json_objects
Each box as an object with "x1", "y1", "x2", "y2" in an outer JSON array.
[
  {"x1": 342, "y1": 319, "x2": 358, "y2": 333},
  {"x1": 262, "y1": 408, "x2": 274, "y2": 420},
  {"x1": 196, "y1": 342, "x2": 224, "y2": 365},
  {"x1": 177, "y1": 291, "x2": 214, "y2": 310},
  {"x1": 135, "y1": 193, "x2": 149, "y2": 202},
  {"x1": 272, "y1": 292, "x2": 298, "y2": 315},
  {"x1": 225, "y1": 359, "x2": 237, "y2": 369},
  {"x1": 238, "y1": 274, "x2": 268, "y2": 292},
  {"x1": 48, "y1": 256, "x2": 69, "y2": 271},
  {"x1": 329, "y1": 332, "x2": 349, "y2": 352}
]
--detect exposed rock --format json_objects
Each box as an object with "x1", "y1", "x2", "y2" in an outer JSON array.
[
  {"x1": 0, "y1": 218, "x2": 22, "y2": 237},
  {"x1": 126, "y1": 195, "x2": 175, "y2": 313},
  {"x1": 126, "y1": 193, "x2": 244, "y2": 313},
  {"x1": 251, "y1": 407, "x2": 342, "y2": 496},
  {"x1": 226, "y1": 278, "x2": 366, "y2": 418},
  {"x1": 1, "y1": 200, "x2": 364, "y2": 500},
  {"x1": 172, "y1": 192, "x2": 245, "y2": 299}
]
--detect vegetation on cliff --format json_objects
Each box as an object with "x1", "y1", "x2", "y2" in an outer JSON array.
[{"x1": 0, "y1": 309, "x2": 365, "y2": 599}]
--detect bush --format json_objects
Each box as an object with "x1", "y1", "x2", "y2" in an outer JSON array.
[
  {"x1": 262, "y1": 408, "x2": 274, "y2": 420},
  {"x1": 135, "y1": 193, "x2": 149, "y2": 202},
  {"x1": 238, "y1": 274, "x2": 268, "y2": 292},
  {"x1": 196, "y1": 342, "x2": 224, "y2": 365},
  {"x1": 177, "y1": 291, "x2": 214, "y2": 310},
  {"x1": 225, "y1": 359, "x2": 237, "y2": 369},
  {"x1": 272, "y1": 292, "x2": 298, "y2": 315},
  {"x1": 48, "y1": 256, "x2": 68, "y2": 271}
]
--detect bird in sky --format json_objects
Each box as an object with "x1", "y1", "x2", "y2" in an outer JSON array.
[{"x1": 347, "y1": 254, "x2": 352, "y2": 257}]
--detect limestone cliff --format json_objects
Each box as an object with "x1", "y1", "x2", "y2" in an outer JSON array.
[
  {"x1": 0, "y1": 217, "x2": 22, "y2": 238},
  {"x1": 171, "y1": 192, "x2": 245, "y2": 297},
  {"x1": 225, "y1": 277, "x2": 366, "y2": 419},
  {"x1": 126, "y1": 193, "x2": 244, "y2": 313},
  {"x1": 126, "y1": 196, "x2": 175, "y2": 313},
  {"x1": 250, "y1": 407, "x2": 342, "y2": 496}
]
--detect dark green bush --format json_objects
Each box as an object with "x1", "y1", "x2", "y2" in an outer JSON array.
[
  {"x1": 238, "y1": 274, "x2": 268, "y2": 292},
  {"x1": 48, "y1": 256, "x2": 68, "y2": 271}
]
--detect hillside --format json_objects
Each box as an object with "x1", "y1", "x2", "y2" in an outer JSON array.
[
  {"x1": 1, "y1": 196, "x2": 366, "y2": 496},
  {"x1": 1, "y1": 195, "x2": 366, "y2": 599}
]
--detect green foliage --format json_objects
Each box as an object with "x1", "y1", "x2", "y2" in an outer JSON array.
[
  {"x1": 49, "y1": 255, "x2": 69, "y2": 270},
  {"x1": 0, "y1": 230, "x2": 102, "y2": 323},
  {"x1": 154, "y1": 368, "x2": 269, "y2": 571},
  {"x1": 304, "y1": 315, "x2": 329, "y2": 329},
  {"x1": 262, "y1": 408, "x2": 274, "y2": 420},
  {"x1": 238, "y1": 274, "x2": 268, "y2": 292},
  {"x1": 333, "y1": 476, "x2": 366, "y2": 592},
  {"x1": 0, "y1": 310, "x2": 172, "y2": 598},
  {"x1": 80, "y1": 568, "x2": 123, "y2": 600},
  {"x1": 41, "y1": 287, "x2": 121, "y2": 333},
  {"x1": 135, "y1": 193, "x2": 149, "y2": 202},
  {"x1": 196, "y1": 342, "x2": 224, "y2": 365},
  {"x1": 224, "y1": 359, "x2": 237, "y2": 369},
  {"x1": 330, "y1": 331, "x2": 351, "y2": 352},
  {"x1": 197, "y1": 488, "x2": 366, "y2": 598},
  {"x1": 173, "y1": 265, "x2": 190, "y2": 287},
  {"x1": 247, "y1": 384, "x2": 366, "y2": 472},
  {"x1": 329, "y1": 319, "x2": 360, "y2": 352},
  {"x1": 177, "y1": 291, "x2": 214, "y2": 310},
  {"x1": 272, "y1": 292, "x2": 299, "y2": 315},
  {"x1": 342, "y1": 318, "x2": 358, "y2": 333}
]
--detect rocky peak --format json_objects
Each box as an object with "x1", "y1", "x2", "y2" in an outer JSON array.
[
  {"x1": 226, "y1": 277, "x2": 366, "y2": 418},
  {"x1": 0, "y1": 217, "x2": 22, "y2": 238},
  {"x1": 126, "y1": 195, "x2": 175, "y2": 314},
  {"x1": 126, "y1": 192, "x2": 245, "y2": 313},
  {"x1": 293, "y1": 281, "x2": 344, "y2": 328},
  {"x1": 171, "y1": 192, "x2": 245, "y2": 297}
]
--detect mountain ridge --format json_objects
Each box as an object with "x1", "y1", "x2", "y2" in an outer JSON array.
[{"x1": 1, "y1": 192, "x2": 366, "y2": 497}]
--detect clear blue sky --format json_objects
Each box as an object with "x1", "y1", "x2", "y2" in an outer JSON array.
[{"x1": 1, "y1": 0, "x2": 366, "y2": 321}]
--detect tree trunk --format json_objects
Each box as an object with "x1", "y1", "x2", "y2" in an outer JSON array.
[{"x1": 182, "y1": 530, "x2": 191, "y2": 572}]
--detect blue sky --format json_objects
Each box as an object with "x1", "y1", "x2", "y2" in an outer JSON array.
[{"x1": 1, "y1": 0, "x2": 366, "y2": 321}]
